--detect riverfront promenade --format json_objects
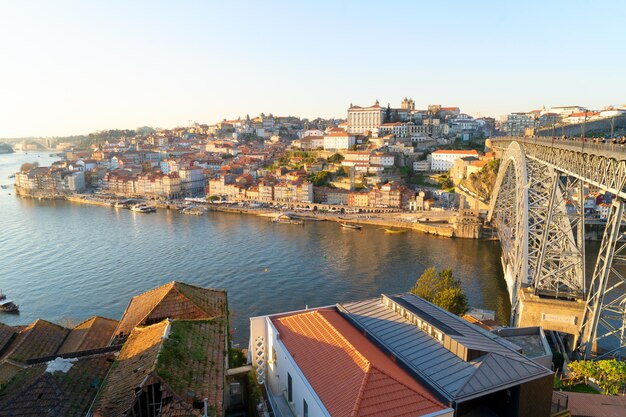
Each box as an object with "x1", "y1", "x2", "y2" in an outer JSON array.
[{"x1": 62, "y1": 192, "x2": 475, "y2": 238}]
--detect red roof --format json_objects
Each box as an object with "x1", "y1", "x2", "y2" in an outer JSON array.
[
  {"x1": 272, "y1": 309, "x2": 446, "y2": 417},
  {"x1": 432, "y1": 149, "x2": 479, "y2": 155}
]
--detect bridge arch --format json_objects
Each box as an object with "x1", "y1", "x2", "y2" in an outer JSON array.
[{"x1": 489, "y1": 142, "x2": 529, "y2": 318}]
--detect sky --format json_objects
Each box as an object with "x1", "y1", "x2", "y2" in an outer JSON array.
[{"x1": 0, "y1": 0, "x2": 624, "y2": 138}]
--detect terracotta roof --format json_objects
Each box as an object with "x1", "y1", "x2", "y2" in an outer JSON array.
[
  {"x1": 93, "y1": 321, "x2": 169, "y2": 416},
  {"x1": 0, "y1": 353, "x2": 115, "y2": 417},
  {"x1": 432, "y1": 149, "x2": 480, "y2": 155},
  {"x1": 112, "y1": 281, "x2": 227, "y2": 343},
  {"x1": 3, "y1": 320, "x2": 69, "y2": 364},
  {"x1": 0, "y1": 324, "x2": 17, "y2": 355},
  {"x1": 272, "y1": 309, "x2": 446, "y2": 417},
  {"x1": 94, "y1": 319, "x2": 226, "y2": 417},
  {"x1": 57, "y1": 316, "x2": 119, "y2": 354}
]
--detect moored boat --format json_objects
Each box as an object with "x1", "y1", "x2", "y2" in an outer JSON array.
[
  {"x1": 131, "y1": 204, "x2": 156, "y2": 213},
  {"x1": 384, "y1": 228, "x2": 407, "y2": 234},
  {"x1": 340, "y1": 223, "x2": 362, "y2": 230},
  {"x1": 0, "y1": 299, "x2": 19, "y2": 313},
  {"x1": 272, "y1": 217, "x2": 304, "y2": 225},
  {"x1": 181, "y1": 207, "x2": 205, "y2": 216}
]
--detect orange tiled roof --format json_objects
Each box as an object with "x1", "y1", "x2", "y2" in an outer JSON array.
[
  {"x1": 57, "y1": 316, "x2": 119, "y2": 354},
  {"x1": 112, "y1": 281, "x2": 227, "y2": 343},
  {"x1": 94, "y1": 319, "x2": 226, "y2": 417},
  {"x1": 3, "y1": 319, "x2": 69, "y2": 363},
  {"x1": 272, "y1": 309, "x2": 446, "y2": 417},
  {"x1": 432, "y1": 149, "x2": 479, "y2": 155},
  {"x1": 93, "y1": 321, "x2": 168, "y2": 417}
]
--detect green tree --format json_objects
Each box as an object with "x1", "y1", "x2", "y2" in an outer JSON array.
[
  {"x1": 433, "y1": 288, "x2": 469, "y2": 316},
  {"x1": 327, "y1": 153, "x2": 344, "y2": 163},
  {"x1": 308, "y1": 171, "x2": 331, "y2": 186},
  {"x1": 438, "y1": 175, "x2": 453, "y2": 190},
  {"x1": 568, "y1": 359, "x2": 626, "y2": 395},
  {"x1": 410, "y1": 267, "x2": 469, "y2": 315}
]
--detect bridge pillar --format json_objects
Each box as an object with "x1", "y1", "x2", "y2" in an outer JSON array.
[{"x1": 517, "y1": 288, "x2": 585, "y2": 346}]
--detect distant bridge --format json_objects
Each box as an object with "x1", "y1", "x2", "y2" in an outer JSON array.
[
  {"x1": 0, "y1": 137, "x2": 56, "y2": 150},
  {"x1": 489, "y1": 136, "x2": 626, "y2": 359}
]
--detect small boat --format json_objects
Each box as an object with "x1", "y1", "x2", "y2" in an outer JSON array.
[
  {"x1": 272, "y1": 217, "x2": 304, "y2": 225},
  {"x1": 181, "y1": 207, "x2": 205, "y2": 216},
  {"x1": 8, "y1": 174, "x2": 15, "y2": 179},
  {"x1": 384, "y1": 228, "x2": 407, "y2": 234},
  {"x1": 131, "y1": 204, "x2": 156, "y2": 213},
  {"x1": 0, "y1": 299, "x2": 19, "y2": 313},
  {"x1": 340, "y1": 223, "x2": 362, "y2": 230},
  {"x1": 0, "y1": 185, "x2": 9, "y2": 189},
  {"x1": 114, "y1": 200, "x2": 135, "y2": 209}
]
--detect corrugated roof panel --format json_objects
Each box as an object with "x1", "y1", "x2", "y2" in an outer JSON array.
[{"x1": 339, "y1": 295, "x2": 553, "y2": 402}]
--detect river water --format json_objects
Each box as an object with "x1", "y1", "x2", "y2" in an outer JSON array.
[{"x1": 0, "y1": 152, "x2": 509, "y2": 343}]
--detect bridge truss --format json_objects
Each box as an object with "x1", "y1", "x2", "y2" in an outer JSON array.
[{"x1": 489, "y1": 138, "x2": 625, "y2": 359}]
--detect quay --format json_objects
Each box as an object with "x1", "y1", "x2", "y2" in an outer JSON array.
[{"x1": 43, "y1": 192, "x2": 484, "y2": 239}]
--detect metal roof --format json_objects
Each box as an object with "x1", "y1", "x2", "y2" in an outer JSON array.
[{"x1": 338, "y1": 293, "x2": 552, "y2": 403}]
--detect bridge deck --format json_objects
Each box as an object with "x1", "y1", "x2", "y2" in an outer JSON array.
[{"x1": 493, "y1": 136, "x2": 626, "y2": 161}]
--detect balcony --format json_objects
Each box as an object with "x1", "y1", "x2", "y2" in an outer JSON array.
[{"x1": 263, "y1": 384, "x2": 295, "y2": 417}]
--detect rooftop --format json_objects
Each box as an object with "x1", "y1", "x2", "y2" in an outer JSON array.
[
  {"x1": 2, "y1": 319, "x2": 70, "y2": 364},
  {"x1": 338, "y1": 294, "x2": 552, "y2": 403},
  {"x1": 432, "y1": 149, "x2": 480, "y2": 155},
  {"x1": 0, "y1": 353, "x2": 115, "y2": 417},
  {"x1": 57, "y1": 316, "x2": 119, "y2": 354},
  {"x1": 272, "y1": 308, "x2": 447, "y2": 417},
  {"x1": 93, "y1": 318, "x2": 226, "y2": 416},
  {"x1": 112, "y1": 281, "x2": 227, "y2": 342}
]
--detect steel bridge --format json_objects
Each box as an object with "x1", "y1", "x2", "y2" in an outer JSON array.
[{"x1": 489, "y1": 136, "x2": 626, "y2": 359}]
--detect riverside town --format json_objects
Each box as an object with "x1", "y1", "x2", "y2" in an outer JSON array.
[{"x1": 1, "y1": 2, "x2": 626, "y2": 417}]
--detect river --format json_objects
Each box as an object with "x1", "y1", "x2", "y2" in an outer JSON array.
[{"x1": 0, "y1": 152, "x2": 509, "y2": 344}]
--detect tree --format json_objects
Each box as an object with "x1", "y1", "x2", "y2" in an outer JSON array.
[
  {"x1": 410, "y1": 267, "x2": 469, "y2": 315},
  {"x1": 567, "y1": 359, "x2": 626, "y2": 395},
  {"x1": 20, "y1": 161, "x2": 38, "y2": 172},
  {"x1": 327, "y1": 153, "x2": 344, "y2": 163},
  {"x1": 308, "y1": 171, "x2": 331, "y2": 186}
]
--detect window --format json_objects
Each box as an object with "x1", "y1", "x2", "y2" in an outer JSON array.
[
  {"x1": 303, "y1": 399, "x2": 308, "y2": 417},
  {"x1": 287, "y1": 373, "x2": 293, "y2": 403}
]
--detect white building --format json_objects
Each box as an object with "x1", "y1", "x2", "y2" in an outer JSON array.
[
  {"x1": 323, "y1": 131, "x2": 355, "y2": 151},
  {"x1": 430, "y1": 149, "x2": 480, "y2": 172},
  {"x1": 301, "y1": 129, "x2": 325, "y2": 138},
  {"x1": 249, "y1": 306, "x2": 452, "y2": 417},
  {"x1": 370, "y1": 153, "x2": 395, "y2": 167},
  {"x1": 413, "y1": 160, "x2": 431, "y2": 172},
  {"x1": 379, "y1": 122, "x2": 409, "y2": 138},
  {"x1": 347, "y1": 101, "x2": 384, "y2": 134}
]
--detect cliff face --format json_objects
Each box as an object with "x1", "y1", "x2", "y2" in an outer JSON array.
[{"x1": 0, "y1": 143, "x2": 15, "y2": 154}]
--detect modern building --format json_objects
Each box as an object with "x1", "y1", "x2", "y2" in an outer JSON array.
[
  {"x1": 503, "y1": 113, "x2": 536, "y2": 136},
  {"x1": 250, "y1": 306, "x2": 453, "y2": 417},
  {"x1": 250, "y1": 293, "x2": 553, "y2": 417},
  {"x1": 430, "y1": 150, "x2": 480, "y2": 172}
]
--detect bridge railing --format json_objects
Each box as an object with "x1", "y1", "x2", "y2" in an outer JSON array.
[{"x1": 492, "y1": 136, "x2": 626, "y2": 160}]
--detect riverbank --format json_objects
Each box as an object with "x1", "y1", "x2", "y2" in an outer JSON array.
[{"x1": 56, "y1": 193, "x2": 482, "y2": 239}]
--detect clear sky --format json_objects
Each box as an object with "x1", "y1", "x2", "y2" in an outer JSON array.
[{"x1": 1, "y1": 0, "x2": 624, "y2": 138}]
